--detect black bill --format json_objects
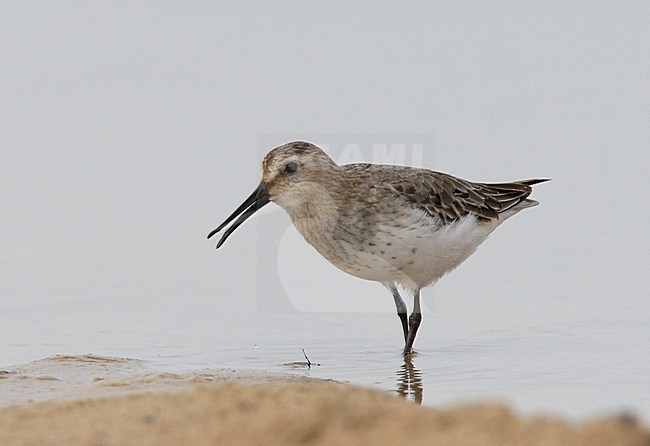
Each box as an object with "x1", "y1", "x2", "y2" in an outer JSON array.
[{"x1": 207, "y1": 181, "x2": 270, "y2": 249}]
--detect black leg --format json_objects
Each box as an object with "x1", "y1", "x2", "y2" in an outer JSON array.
[
  {"x1": 389, "y1": 284, "x2": 409, "y2": 342},
  {"x1": 404, "y1": 289, "x2": 422, "y2": 355}
]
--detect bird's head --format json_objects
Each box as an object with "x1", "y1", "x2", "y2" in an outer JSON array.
[{"x1": 207, "y1": 141, "x2": 340, "y2": 248}]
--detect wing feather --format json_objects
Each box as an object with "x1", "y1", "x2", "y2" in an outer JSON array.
[
  {"x1": 383, "y1": 170, "x2": 548, "y2": 225},
  {"x1": 341, "y1": 163, "x2": 548, "y2": 226}
]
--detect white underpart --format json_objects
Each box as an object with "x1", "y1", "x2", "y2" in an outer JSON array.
[{"x1": 336, "y1": 205, "x2": 530, "y2": 293}]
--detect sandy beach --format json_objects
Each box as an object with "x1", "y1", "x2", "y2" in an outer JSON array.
[{"x1": 0, "y1": 356, "x2": 647, "y2": 446}]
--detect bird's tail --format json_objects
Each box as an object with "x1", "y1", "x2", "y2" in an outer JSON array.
[
  {"x1": 510, "y1": 179, "x2": 549, "y2": 210},
  {"x1": 518, "y1": 178, "x2": 551, "y2": 186},
  {"x1": 483, "y1": 178, "x2": 549, "y2": 218}
]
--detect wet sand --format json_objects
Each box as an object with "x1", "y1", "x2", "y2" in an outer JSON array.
[{"x1": 0, "y1": 356, "x2": 647, "y2": 446}]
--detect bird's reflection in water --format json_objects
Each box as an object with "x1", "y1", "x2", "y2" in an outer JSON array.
[{"x1": 396, "y1": 354, "x2": 423, "y2": 404}]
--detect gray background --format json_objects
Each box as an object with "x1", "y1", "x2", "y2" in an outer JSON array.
[{"x1": 1, "y1": 1, "x2": 649, "y2": 418}]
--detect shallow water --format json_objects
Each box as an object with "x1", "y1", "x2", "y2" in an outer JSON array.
[{"x1": 3, "y1": 296, "x2": 648, "y2": 423}]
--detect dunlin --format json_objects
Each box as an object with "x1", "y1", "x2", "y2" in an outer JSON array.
[{"x1": 208, "y1": 141, "x2": 547, "y2": 354}]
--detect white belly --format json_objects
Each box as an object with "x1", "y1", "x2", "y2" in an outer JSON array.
[{"x1": 331, "y1": 213, "x2": 499, "y2": 291}]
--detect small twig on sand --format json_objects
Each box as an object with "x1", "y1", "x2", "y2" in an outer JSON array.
[
  {"x1": 302, "y1": 349, "x2": 320, "y2": 368},
  {"x1": 302, "y1": 349, "x2": 311, "y2": 368}
]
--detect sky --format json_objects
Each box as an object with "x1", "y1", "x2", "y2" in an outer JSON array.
[{"x1": 1, "y1": 2, "x2": 649, "y2": 327}]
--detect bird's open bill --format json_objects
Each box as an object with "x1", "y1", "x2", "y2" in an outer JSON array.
[{"x1": 207, "y1": 181, "x2": 270, "y2": 249}]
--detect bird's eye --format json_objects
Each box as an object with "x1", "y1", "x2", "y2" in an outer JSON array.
[{"x1": 284, "y1": 162, "x2": 298, "y2": 174}]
